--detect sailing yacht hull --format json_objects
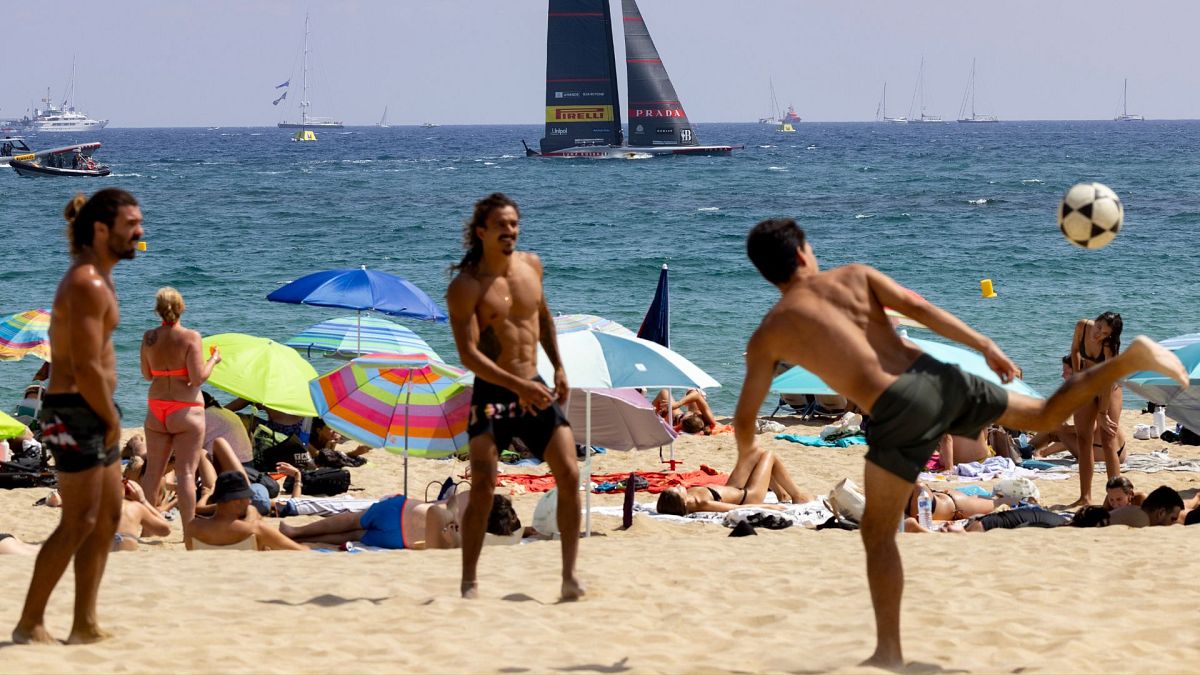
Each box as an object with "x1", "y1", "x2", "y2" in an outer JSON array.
[
  {"x1": 533, "y1": 144, "x2": 738, "y2": 159},
  {"x1": 278, "y1": 122, "x2": 343, "y2": 129},
  {"x1": 957, "y1": 118, "x2": 998, "y2": 123}
]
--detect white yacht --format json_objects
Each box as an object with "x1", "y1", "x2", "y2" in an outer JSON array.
[{"x1": 28, "y1": 90, "x2": 109, "y2": 133}]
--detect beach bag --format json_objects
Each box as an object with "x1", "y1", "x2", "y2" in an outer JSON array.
[
  {"x1": 1180, "y1": 426, "x2": 1200, "y2": 446},
  {"x1": 827, "y1": 477, "x2": 866, "y2": 524},
  {"x1": 243, "y1": 467, "x2": 281, "y2": 499},
  {"x1": 286, "y1": 467, "x2": 351, "y2": 496}
]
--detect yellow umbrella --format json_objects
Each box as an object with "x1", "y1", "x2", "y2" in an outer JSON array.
[
  {"x1": 200, "y1": 333, "x2": 318, "y2": 417},
  {"x1": 1, "y1": 410, "x2": 29, "y2": 440}
]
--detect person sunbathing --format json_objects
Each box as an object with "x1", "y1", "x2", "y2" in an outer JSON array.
[
  {"x1": 905, "y1": 505, "x2": 1106, "y2": 533},
  {"x1": 1107, "y1": 485, "x2": 1184, "y2": 527},
  {"x1": 0, "y1": 533, "x2": 39, "y2": 555},
  {"x1": 903, "y1": 477, "x2": 1039, "y2": 522},
  {"x1": 113, "y1": 479, "x2": 172, "y2": 551},
  {"x1": 1102, "y1": 476, "x2": 1145, "y2": 511},
  {"x1": 653, "y1": 389, "x2": 718, "y2": 429},
  {"x1": 278, "y1": 490, "x2": 522, "y2": 549},
  {"x1": 186, "y1": 472, "x2": 306, "y2": 551},
  {"x1": 655, "y1": 449, "x2": 812, "y2": 515}
]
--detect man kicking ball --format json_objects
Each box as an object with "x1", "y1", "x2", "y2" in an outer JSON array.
[{"x1": 732, "y1": 218, "x2": 1187, "y2": 668}]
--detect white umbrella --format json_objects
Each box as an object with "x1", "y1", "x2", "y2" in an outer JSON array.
[
  {"x1": 563, "y1": 388, "x2": 677, "y2": 451},
  {"x1": 535, "y1": 330, "x2": 719, "y2": 535}
]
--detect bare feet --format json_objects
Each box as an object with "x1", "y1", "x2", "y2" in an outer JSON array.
[
  {"x1": 1067, "y1": 496, "x2": 1092, "y2": 508},
  {"x1": 860, "y1": 650, "x2": 904, "y2": 670},
  {"x1": 561, "y1": 577, "x2": 586, "y2": 601},
  {"x1": 66, "y1": 625, "x2": 113, "y2": 645},
  {"x1": 1128, "y1": 336, "x2": 1190, "y2": 387},
  {"x1": 278, "y1": 522, "x2": 295, "y2": 538},
  {"x1": 12, "y1": 623, "x2": 57, "y2": 645},
  {"x1": 461, "y1": 580, "x2": 479, "y2": 599}
]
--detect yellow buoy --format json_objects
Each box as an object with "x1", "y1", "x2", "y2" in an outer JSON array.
[
  {"x1": 137, "y1": 241, "x2": 148, "y2": 252},
  {"x1": 980, "y1": 279, "x2": 997, "y2": 298}
]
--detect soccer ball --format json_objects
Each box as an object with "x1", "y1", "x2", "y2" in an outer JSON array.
[{"x1": 1058, "y1": 182, "x2": 1123, "y2": 249}]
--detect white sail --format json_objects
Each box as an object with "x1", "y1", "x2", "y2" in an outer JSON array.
[{"x1": 377, "y1": 106, "x2": 389, "y2": 128}]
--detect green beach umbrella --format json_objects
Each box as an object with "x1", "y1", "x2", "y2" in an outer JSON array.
[
  {"x1": 200, "y1": 333, "x2": 319, "y2": 417},
  {"x1": 1, "y1": 410, "x2": 28, "y2": 440}
]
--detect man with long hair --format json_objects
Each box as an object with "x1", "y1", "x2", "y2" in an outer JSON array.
[
  {"x1": 446, "y1": 193, "x2": 584, "y2": 600},
  {"x1": 734, "y1": 217, "x2": 1186, "y2": 667},
  {"x1": 14, "y1": 188, "x2": 143, "y2": 644}
]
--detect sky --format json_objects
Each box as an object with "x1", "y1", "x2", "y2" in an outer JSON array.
[{"x1": 4, "y1": 0, "x2": 1198, "y2": 127}]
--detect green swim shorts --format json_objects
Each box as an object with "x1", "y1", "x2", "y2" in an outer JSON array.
[{"x1": 865, "y1": 353, "x2": 1009, "y2": 482}]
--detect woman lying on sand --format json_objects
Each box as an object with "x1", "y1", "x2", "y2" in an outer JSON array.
[
  {"x1": 279, "y1": 490, "x2": 523, "y2": 550},
  {"x1": 903, "y1": 477, "x2": 1039, "y2": 523},
  {"x1": 655, "y1": 449, "x2": 812, "y2": 515}
]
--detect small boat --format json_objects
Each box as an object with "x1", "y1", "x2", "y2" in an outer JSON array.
[
  {"x1": 276, "y1": 15, "x2": 343, "y2": 130},
  {"x1": 957, "y1": 59, "x2": 998, "y2": 123},
  {"x1": 1114, "y1": 79, "x2": 1144, "y2": 121},
  {"x1": 0, "y1": 137, "x2": 34, "y2": 167},
  {"x1": 10, "y1": 142, "x2": 110, "y2": 177},
  {"x1": 291, "y1": 129, "x2": 317, "y2": 142},
  {"x1": 420, "y1": 122, "x2": 439, "y2": 128},
  {"x1": 876, "y1": 83, "x2": 907, "y2": 123},
  {"x1": 377, "y1": 106, "x2": 389, "y2": 128},
  {"x1": 906, "y1": 58, "x2": 945, "y2": 123}
]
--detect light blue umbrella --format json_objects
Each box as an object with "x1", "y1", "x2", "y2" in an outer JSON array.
[
  {"x1": 285, "y1": 316, "x2": 441, "y2": 361},
  {"x1": 1124, "y1": 335, "x2": 1200, "y2": 432},
  {"x1": 772, "y1": 337, "x2": 1042, "y2": 398}
]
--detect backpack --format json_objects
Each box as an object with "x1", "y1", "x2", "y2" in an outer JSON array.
[
  {"x1": 243, "y1": 467, "x2": 281, "y2": 499},
  {"x1": 285, "y1": 467, "x2": 351, "y2": 496}
]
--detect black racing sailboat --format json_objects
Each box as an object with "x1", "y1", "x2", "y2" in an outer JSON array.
[{"x1": 525, "y1": 0, "x2": 738, "y2": 158}]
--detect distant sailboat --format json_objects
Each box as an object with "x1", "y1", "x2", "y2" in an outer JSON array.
[
  {"x1": 906, "y1": 58, "x2": 944, "y2": 123},
  {"x1": 758, "y1": 79, "x2": 780, "y2": 124},
  {"x1": 277, "y1": 13, "x2": 343, "y2": 138},
  {"x1": 876, "y1": 82, "x2": 906, "y2": 123},
  {"x1": 957, "y1": 59, "x2": 998, "y2": 123},
  {"x1": 1114, "y1": 79, "x2": 1144, "y2": 121},
  {"x1": 377, "y1": 106, "x2": 389, "y2": 128},
  {"x1": 525, "y1": 0, "x2": 738, "y2": 158}
]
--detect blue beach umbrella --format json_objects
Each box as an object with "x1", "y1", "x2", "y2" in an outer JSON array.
[
  {"x1": 1125, "y1": 335, "x2": 1200, "y2": 432},
  {"x1": 637, "y1": 263, "x2": 670, "y2": 349},
  {"x1": 266, "y1": 266, "x2": 448, "y2": 322},
  {"x1": 772, "y1": 337, "x2": 1042, "y2": 399}
]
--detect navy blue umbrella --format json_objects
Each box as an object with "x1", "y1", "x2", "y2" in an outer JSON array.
[
  {"x1": 267, "y1": 266, "x2": 447, "y2": 323},
  {"x1": 637, "y1": 264, "x2": 670, "y2": 349}
]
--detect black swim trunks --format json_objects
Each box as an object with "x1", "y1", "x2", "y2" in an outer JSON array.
[
  {"x1": 39, "y1": 393, "x2": 121, "y2": 473},
  {"x1": 976, "y1": 507, "x2": 1068, "y2": 531},
  {"x1": 467, "y1": 376, "x2": 570, "y2": 461},
  {"x1": 865, "y1": 353, "x2": 1008, "y2": 482}
]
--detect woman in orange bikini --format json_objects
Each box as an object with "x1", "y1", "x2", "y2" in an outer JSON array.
[
  {"x1": 138, "y1": 288, "x2": 220, "y2": 528},
  {"x1": 1069, "y1": 311, "x2": 1123, "y2": 506}
]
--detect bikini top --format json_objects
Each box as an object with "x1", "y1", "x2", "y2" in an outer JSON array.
[{"x1": 1077, "y1": 323, "x2": 1107, "y2": 364}]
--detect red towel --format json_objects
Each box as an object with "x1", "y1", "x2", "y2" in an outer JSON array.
[{"x1": 496, "y1": 464, "x2": 728, "y2": 494}]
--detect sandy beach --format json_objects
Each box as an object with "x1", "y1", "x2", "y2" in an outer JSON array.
[{"x1": 1, "y1": 408, "x2": 1198, "y2": 674}]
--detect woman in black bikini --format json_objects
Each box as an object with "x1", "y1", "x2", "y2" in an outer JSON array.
[
  {"x1": 1069, "y1": 312, "x2": 1123, "y2": 506},
  {"x1": 655, "y1": 450, "x2": 809, "y2": 515}
]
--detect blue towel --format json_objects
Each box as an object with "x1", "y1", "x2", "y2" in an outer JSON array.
[
  {"x1": 774, "y1": 434, "x2": 867, "y2": 447},
  {"x1": 1019, "y1": 459, "x2": 1056, "y2": 470},
  {"x1": 952, "y1": 485, "x2": 993, "y2": 498}
]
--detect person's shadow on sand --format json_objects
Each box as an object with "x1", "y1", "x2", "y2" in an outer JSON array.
[{"x1": 258, "y1": 593, "x2": 391, "y2": 607}]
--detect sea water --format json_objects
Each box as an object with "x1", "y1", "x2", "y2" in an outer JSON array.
[{"x1": 1, "y1": 121, "x2": 1198, "y2": 423}]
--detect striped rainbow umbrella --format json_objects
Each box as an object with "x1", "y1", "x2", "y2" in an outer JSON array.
[
  {"x1": 285, "y1": 315, "x2": 441, "y2": 361},
  {"x1": 0, "y1": 309, "x2": 51, "y2": 362},
  {"x1": 310, "y1": 354, "x2": 469, "y2": 494}
]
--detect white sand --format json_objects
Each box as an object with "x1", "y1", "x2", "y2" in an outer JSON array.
[{"x1": 1, "y1": 409, "x2": 1197, "y2": 673}]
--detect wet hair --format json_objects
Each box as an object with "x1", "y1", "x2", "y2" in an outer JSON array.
[
  {"x1": 1105, "y1": 476, "x2": 1135, "y2": 493},
  {"x1": 485, "y1": 494, "x2": 521, "y2": 536},
  {"x1": 63, "y1": 188, "x2": 138, "y2": 256},
  {"x1": 680, "y1": 412, "x2": 707, "y2": 435},
  {"x1": 1142, "y1": 485, "x2": 1183, "y2": 513},
  {"x1": 1070, "y1": 505, "x2": 1110, "y2": 528},
  {"x1": 155, "y1": 287, "x2": 185, "y2": 324},
  {"x1": 1095, "y1": 311, "x2": 1123, "y2": 356},
  {"x1": 1061, "y1": 355, "x2": 1071, "y2": 366},
  {"x1": 656, "y1": 489, "x2": 688, "y2": 516},
  {"x1": 451, "y1": 193, "x2": 519, "y2": 273},
  {"x1": 747, "y1": 218, "x2": 807, "y2": 285}
]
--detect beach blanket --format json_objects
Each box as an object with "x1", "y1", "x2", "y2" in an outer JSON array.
[
  {"x1": 590, "y1": 494, "x2": 834, "y2": 529},
  {"x1": 919, "y1": 456, "x2": 1070, "y2": 483},
  {"x1": 1023, "y1": 450, "x2": 1200, "y2": 475},
  {"x1": 496, "y1": 465, "x2": 729, "y2": 495},
  {"x1": 775, "y1": 434, "x2": 867, "y2": 447}
]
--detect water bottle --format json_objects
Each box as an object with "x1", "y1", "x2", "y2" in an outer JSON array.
[
  {"x1": 0, "y1": 439, "x2": 9, "y2": 463},
  {"x1": 917, "y1": 488, "x2": 933, "y2": 531},
  {"x1": 1152, "y1": 407, "x2": 1167, "y2": 438}
]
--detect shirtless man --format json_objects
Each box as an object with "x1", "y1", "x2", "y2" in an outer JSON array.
[
  {"x1": 446, "y1": 192, "x2": 583, "y2": 600},
  {"x1": 14, "y1": 188, "x2": 143, "y2": 645},
  {"x1": 734, "y1": 218, "x2": 1187, "y2": 667},
  {"x1": 187, "y1": 472, "x2": 306, "y2": 551}
]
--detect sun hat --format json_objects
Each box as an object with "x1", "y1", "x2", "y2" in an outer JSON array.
[
  {"x1": 992, "y1": 477, "x2": 1039, "y2": 504},
  {"x1": 212, "y1": 471, "x2": 253, "y2": 503}
]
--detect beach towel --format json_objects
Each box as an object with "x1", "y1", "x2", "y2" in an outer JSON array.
[
  {"x1": 496, "y1": 465, "x2": 728, "y2": 494},
  {"x1": 591, "y1": 494, "x2": 833, "y2": 529},
  {"x1": 775, "y1": 433, "x2": 867, "y2": 447}
]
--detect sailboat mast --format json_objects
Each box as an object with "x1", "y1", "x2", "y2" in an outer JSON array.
[
  {"x1": 1123, "y1": 78, "x2": 1128, "y2": 116},
  {"x1": 301, "y1": 13, "x2": 310, "y2": 126},
  {"x1": 970, "y1": 59, "x2": 977, "y2": 118}
]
